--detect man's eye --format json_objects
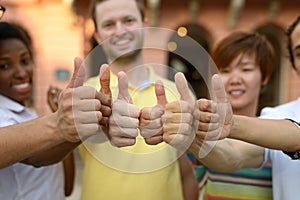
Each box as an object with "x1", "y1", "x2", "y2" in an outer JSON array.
[
  {"x1": 125, "y1": 18, "x2": 135, "y2": 24},
  {"x1": 103, "y1": 23, "x2": 114, "y2": 29}
]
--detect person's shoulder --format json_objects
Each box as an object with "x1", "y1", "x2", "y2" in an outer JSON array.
[{"x1": 260, "y1": 98, "x2": 300, "y2": 119}]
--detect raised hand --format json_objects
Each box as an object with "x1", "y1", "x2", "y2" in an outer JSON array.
[
  {"x1": 196, "y1": 74, "x2": 233, "y2": 141},
  {"x1": 56, "y1": 57, "x2": 102, "y2": 143},
  {"x1": 162, "y1": 72, "x2": 198, "y2": 151},
  {"x1": 98, "y1": 64, "x2": 112, "y2": 130},
  {"x1": 139, "y1": 80, "x2": 167, "y2": 145},
  {"x1": 108, "y1": 71, "x2": 140, "y2": 147}
]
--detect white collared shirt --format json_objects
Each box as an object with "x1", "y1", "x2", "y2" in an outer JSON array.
[
  {"x1": 0, "y1": 95, "x2": 64, "y2": 200},
  {"x1": 259, "y1": 97, "x2": 300, "y2": 200}
]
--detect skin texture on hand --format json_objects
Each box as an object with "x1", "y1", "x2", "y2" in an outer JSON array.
[
  {"x1": 191, "y1": 74, "x2": 233, "y2": 158},
  {"x1": 139, "y1": 80, "x2": 166, "y2": 145},
  {"x1": 98, "y1": 64, "x2": 112, "y2": 128},
  {"x1": 108, "y1": 71, "x2": 140, "y2": 147},
  {"x1": 46, "y1": 59, "x2": 113, "y2": 144},
  {"x1": 162, "y1": 72, "x2": 198, "y2": 152},
  {"x1": 55, "y1": 57, "x2": 103, "y2": 143}
]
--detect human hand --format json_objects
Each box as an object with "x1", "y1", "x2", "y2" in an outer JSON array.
[
  {"x1": 47, "y1": 86, "x2": 62, "y2": 112},
  {"x1": 162, "y1": 72, "x2": 198, "y2": 151},
  {"x1": 139, "y1": 80, "x2": 167, "y2": 145},
  {"x1": 98, "y1": 64, "x2": 112, "y2": 132},
  {"x1": 56, "y1": 57, "x2": 102, "y2": 143},
  {"x1": 196, "y1": 74, "x2": 233, "y2": 141},
  {"x1": 190, "y1": 74, "x2": 233, "y2": 158},
  {"x1": 108, "y1": 71, "x2": 140, "y2": 147}
]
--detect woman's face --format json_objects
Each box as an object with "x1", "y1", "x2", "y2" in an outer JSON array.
[
  {"x1": 0, "y1": 38, "x2": 33, "y2": 105},
  {"x1": 220, "y1": 52, "x2": 263, "y2": 113}
]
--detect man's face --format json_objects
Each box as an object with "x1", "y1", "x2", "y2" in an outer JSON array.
[
  {"x1": 291, "y1": 23, "x2": 300, "y2": 72},
  {"x1": 94, "y1": 0, "x2": 144, "y2": 62}
]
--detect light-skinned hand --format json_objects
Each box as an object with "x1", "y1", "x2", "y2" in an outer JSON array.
[
  {"x1": 139, "y1": 80, "x2": 167, "y2": 145},
  {"x1": 108, "y1": 71, "x2": 140, "y2": 147},
  {"x1": 162, "y1": 72, "x2": 198, "y2": 151},
  {"x1": 56, "y1": 57, "x2": 103, "y2": 143}
]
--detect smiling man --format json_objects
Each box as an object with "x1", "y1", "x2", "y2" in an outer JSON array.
[{"x1": 79, "y1": 0, "x2": 198, "y2": 200}]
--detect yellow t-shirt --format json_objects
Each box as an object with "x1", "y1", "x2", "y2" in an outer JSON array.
[{"x1": 80, "y1": 67, "x2": 184, "y2": 200}]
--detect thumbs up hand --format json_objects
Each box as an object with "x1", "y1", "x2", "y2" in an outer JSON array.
[
  {"x1": 162, "y1": 72, "x2": 198, "y2": 151},
  {"x1": 139, "y1": 80, "x2": 167, "y2": 145},
  {"x1": 196, "y1": 74, "x2": 233, "y2": 141},
  {"x1": 98, "y1": 64, "x2": 112, "y2": 132},
  {"x1": 56, "y1": 57, "x2": 103, "y2": 143},
  {"x1": 108, "y1": 71, "x2": 140, "y2": 147}
]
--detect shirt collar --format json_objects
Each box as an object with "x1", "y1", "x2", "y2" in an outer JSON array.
[
  {"x1": 110, "y1": 65, "x2": 154, "y2": 92},
  {"x1": 0, "y1": 95, "x2": 25, "y2": 113}
]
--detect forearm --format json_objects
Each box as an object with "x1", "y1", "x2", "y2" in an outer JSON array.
[
  {"x1": 21, "y1": 141, "x2": 80, "y2": 167},
  {"x1": 0, "y1": 113, "x2": 64, "y2": 169},
  {"x1": 230, "y1": 115, "x2": 300, "y2": 152},
  {"x1": 189, "y1": 139, "x2": 244, "y2": 173},
  {"x1": 179, "y1": 155, "x2": 199, "y2": 200}
]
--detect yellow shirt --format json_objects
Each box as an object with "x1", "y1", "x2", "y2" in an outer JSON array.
[{"x1": 80, "y1": 67, "x2": 184, "y2": 200}]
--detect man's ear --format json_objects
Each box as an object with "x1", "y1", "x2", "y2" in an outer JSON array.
[
  {"x1": 143, "y1": 17, "x2": 149, "y2": 27},
  {"x1": 93, "y1": 31, "x2": 102, "y2": 44}
]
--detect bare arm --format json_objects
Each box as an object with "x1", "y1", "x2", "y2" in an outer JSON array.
[
  {"x1": 196, "y1": 74, "x2": 300, "y2": 155},
  {"x1": 179, "y1": 154, "x2": 199, "y2": 200},
  {"x1": 230, "y1": 115, "x2": 300, "y2": 152},
  {"x1": 0, "y1": 57, "x2": 104, "y2": 169},
  {"x1": 190, "y1": 139, "x2": 265, "y2": 173},
  {"x1": 0, "y1": 113, "x2": 65, "y2": 169},
  {"x1": 63, "y1": 152, "x2": 75, "y2": 197}
]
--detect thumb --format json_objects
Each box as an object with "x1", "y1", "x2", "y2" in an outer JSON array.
[
  {"x1": 117, "y1": 71, "x2": 132, "y2": 103},
  {"x1": 212, "y1": 74, "x2": 226, "y2": 103},
  {"x1": 155, "y1": 80, "x2": 167, "y2": 107},
  {"x1": 99, "y1": 64, "x2": 112, "y2": 98},
  {"x1": 66, "y1": 57, "x2": 85, "y2": 88},
  {"x1": 175, "y1": 72, "x2": 193, "y2": 103}
]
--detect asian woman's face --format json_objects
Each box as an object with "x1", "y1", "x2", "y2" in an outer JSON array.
[{"x1": 220, "y1": 53, "x2": 263, "y2": 112}]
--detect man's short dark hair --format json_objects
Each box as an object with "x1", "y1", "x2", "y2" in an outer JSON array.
[
  {"x1": 90, "y1": 0, "x2": 144, "y2": 31},
  {"x1": 287, "y1": 15, "x2": 300, "y2": 70}
]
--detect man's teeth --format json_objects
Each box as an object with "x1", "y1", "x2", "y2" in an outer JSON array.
[{"x1": 116, "y1": 39, "x2": 130, "y2": 45}]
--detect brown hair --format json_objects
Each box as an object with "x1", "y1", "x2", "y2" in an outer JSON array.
[
  {"x1": 212, "y1": 31, "x2": 274, "y2": 83},
  {"x1": 90, "y1": 0, "x2": 145, "y2": 31}
]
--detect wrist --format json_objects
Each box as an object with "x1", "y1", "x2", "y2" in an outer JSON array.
[
  {"x1": 45, "y1": 112, "x2": 66, "y2": 144},
  {"x1": 229, "y1": 115, "x2": 243, "y2": 139}
]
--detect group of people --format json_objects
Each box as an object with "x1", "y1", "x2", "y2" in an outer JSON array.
[{"x1": 0, "y1": 0, "x2": 300, "y2": 200}]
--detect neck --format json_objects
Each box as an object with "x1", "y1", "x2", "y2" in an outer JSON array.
[
  {"x1": 109, "y1": 51, "x2": 149, "y2": 87},
  {"x1": 233, "y1": 101, "x2": 258, "y2": 117}
]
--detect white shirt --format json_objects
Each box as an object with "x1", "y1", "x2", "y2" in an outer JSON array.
[
  {"x1": 0, "y1": 95, "x2": 64, "y2": 200},
  {"x1": 260, "y1": 97, "x2": 300, "y2": 200}
]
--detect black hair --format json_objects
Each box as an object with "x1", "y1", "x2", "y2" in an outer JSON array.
[
  {"x1": 0, "y1": 22, "x2": 33, "y2": 59},
  {"x1": 287, "y1": 15, "x2": 300, "y2": 70}
]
